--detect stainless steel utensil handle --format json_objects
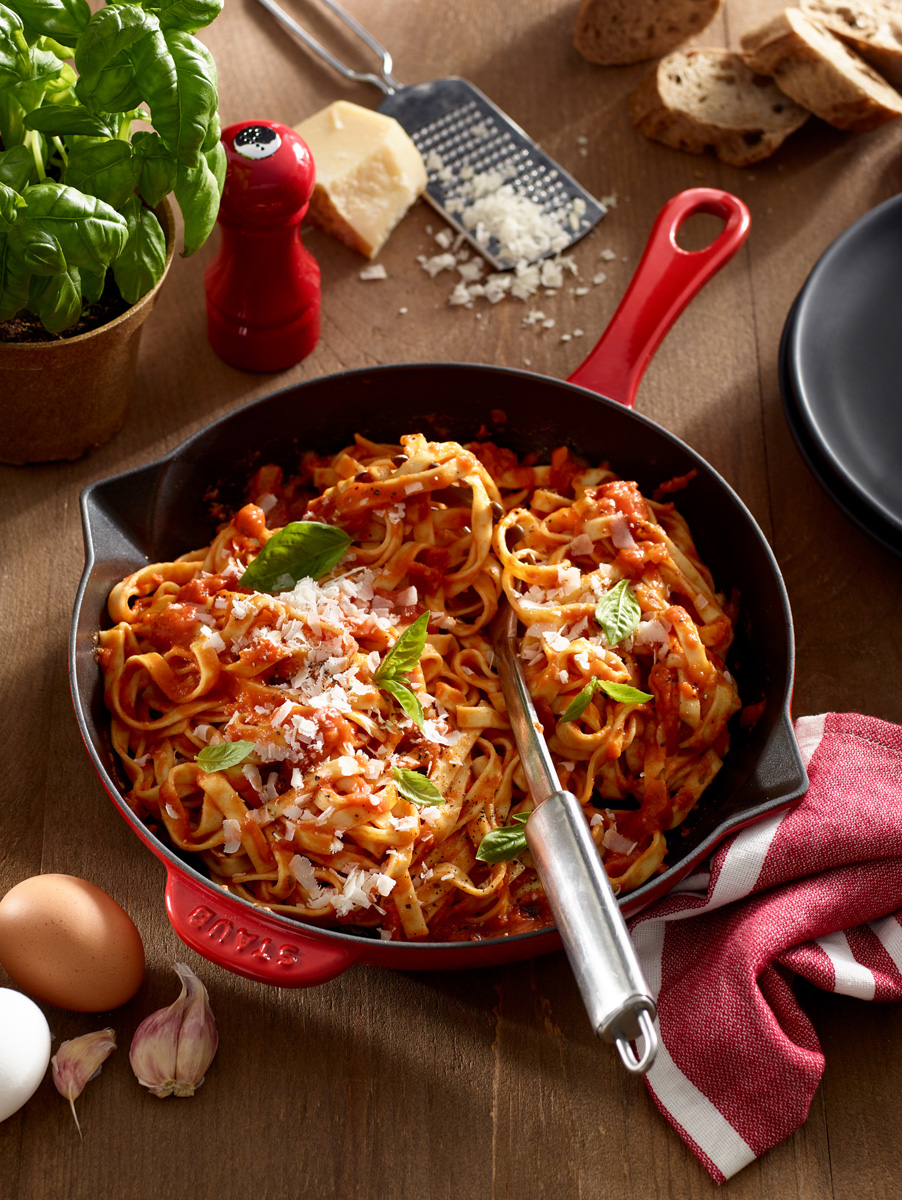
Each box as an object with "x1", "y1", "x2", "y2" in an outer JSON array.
[
  {"x1": 526, "y1": 794, "x2": 657, "y2": 1073},
  {"x1": 255, "y1": 0, "x2": 401, "y2": 94},
  {"x1": 491, "y1": 602, "x2": 658, "y2": 1073}
]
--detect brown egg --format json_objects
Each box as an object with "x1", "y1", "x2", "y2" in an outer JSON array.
[{"x1": 0, "y1": 874, "x2": 145, "y2": 1011}]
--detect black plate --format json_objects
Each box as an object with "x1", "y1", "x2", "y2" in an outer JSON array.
[{"x1": 780, "y1": 193, "x2": 902, "y2": 556}]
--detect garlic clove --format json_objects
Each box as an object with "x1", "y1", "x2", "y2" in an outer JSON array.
[
  {"x1": 172, "y1": 963, "x2": 219, "y2": 1097},
  {"x1": 129, "y1": 999, "x2": 180, "y2": 1097},
  {"x1": 129, "y1": 962, "x2": 218, "y2": 1099},
  {"x1": 51, "y1": 1028, "x2": 117, "y2": 1138}
]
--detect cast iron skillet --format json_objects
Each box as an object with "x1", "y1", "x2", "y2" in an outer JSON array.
[{"x1": 70, "y1": 189, "x2": 808, "y2": 987}]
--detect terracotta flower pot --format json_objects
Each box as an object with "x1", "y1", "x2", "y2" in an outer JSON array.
[{"x1": 0, "y1": 199, "x2": 175, "y2": 466}]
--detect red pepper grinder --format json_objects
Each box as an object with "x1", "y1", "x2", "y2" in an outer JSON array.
[{"x1": 205, "y1": 120, "x2": 321, "y2": 372}]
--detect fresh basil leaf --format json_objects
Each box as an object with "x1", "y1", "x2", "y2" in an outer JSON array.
[
  {"x1": 0, "y1": 3, "x2": 26, "y2": 85},
  {"x1": 558, "y1": 678, "x2": 601, "y2": 724},
  {"x1": 74, "y1": 3, "x2": 159, "y2": 76},
  {"x1": 0, "y1": 182, "x2": 25, "y2": 228},
  {"x1": 21, "y1": 44, "x2": 66, "y2": 86},
  {"x1": 558, "y1": 676, "x2": 653, "y2": 723},
  {"x1": 0, "y1": 144, "x2": 36, "y2": 193},
  {"x1": 378, "y1": 677, "x2": 424, "y2": 730},
  {"x1": 600, "y1": 680, "x2": 653, "y2": 704},
  {"x1": 17, "y1": 224, "x2": 66, "y2": 273},
  {"x1": 37, "y1": 33, "x2": 75, "y2": 59},
  {"x1": 239, "y1": 521, "x2": 351, "y2": 594},
  {"x1": 75, "y1": 48, "x2": 143, "y2": 113},
  {"x1": 20, "y1": 180, "x2": 128, "y2": 272},
  {"x1": 201, "y1": 108, "x2": 220, "y2": 153},
  {"x1": 23, "y1": 102, "x2": 114, "y2": 137},
  {"x1": 65, "y1": 138, "x2": 139, "y2": 209},
  {"x1": 79, "y1": 265, "x2": 105, "y2": 304},
  {"x1": 375, "y1": 615, "x2": 430, "y2": 727},
  {"x1": 196, "y1": 740, "x2": 254, "y2": 771},
  {"x1": 12, "y1": 0, "x2": 90, "y2": 41},
  {"x1": 112, "y1": 193, "x2": 165, "y2": 303},
  {"x1": 129, "y1": 28, "x2": 217, "y2": 168},
  {"x1": 163, "y1": 29, "x2": 218, "y2": 163},
  {"x1": 40, "y1": 56, "x2": 76, "y2": 99},
  {"x1": 0, "y1": 91, "x2": 27, "y2": 146},
  {"x1": 204, "y1": 135, "x2": 225, "y2": 193},
  {"x1": 392, "y1": 766, "x2": 443, "y2": 807},
  {"x1": 595, "y1": 578, "x2": 641, "y2": 647},
  {"x1": 476, "y1": 812, "x2": 530, "y2": 864},
  {"x1": 0, "y1": 2, "x2": 24, "y2": 38},
  {"x1": 152, "y1": 0, "x2": 223, "y2": 35},
  {"x1": 132, "y1": 130, "x2": 177, "y2": 208},
  {"x1": 172, "y1": 143, "x2": 220, "y2": 256},
  {"x1": 0, "y1": 233, "x2": 31, "y2": 321},
  {"x1": 27, "y1": 262, "x2": 81, "y2": 331},
  {"x1": 375, "y1": 611, "x2": 429, "y2": 683}
]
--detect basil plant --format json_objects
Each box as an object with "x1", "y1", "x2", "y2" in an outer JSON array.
[{"x1": 0, "y1": 0, "x2": 225, "y2": 333}]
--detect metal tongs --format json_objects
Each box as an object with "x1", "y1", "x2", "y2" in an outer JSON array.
[{"x1": 491, "y1": 601, "x2": 658, "y2": 1075}]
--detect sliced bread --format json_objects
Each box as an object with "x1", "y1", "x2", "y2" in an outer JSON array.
[
  {"x1": 573, "y1": 0, "x2": 723, "y2": 66},
  {"x1": 629, "y1": 48, "x2": 810, "y2": 165},
  {"x1": 741, "y1": 8, "x2": 902, "y2": 131},
  {"x1": 801, "y1": 0, "x2": 902, "y2": 86}
]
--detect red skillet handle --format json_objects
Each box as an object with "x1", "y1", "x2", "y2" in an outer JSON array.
[
  {"x1": 568, "y1": 188, "x2": 751, "y2": 407},
  {"x1": 163, "y1": 865, "x2": 357, "y2": 987}
]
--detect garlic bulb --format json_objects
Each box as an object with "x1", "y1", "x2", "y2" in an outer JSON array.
[
  {"x1": 128, "y1": 963, "x2": 218, "y2": 1098},
  {"x1": 51, "y1": 1028, "x2": 117, "y2": 1136}
]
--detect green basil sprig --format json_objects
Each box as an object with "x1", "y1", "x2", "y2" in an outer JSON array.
[
  {"x1": 0, "y1": 0, "x2": 224, "y2": 333},
  {"x1": 558, "y1": 677, "x2": 653, "y2": 724},
  {"x1": 392, "y1": 766, "x2": 443, "y2": 807},
  {"x1": 476, "y1": 812, "x2": 530, "y2": 863},
  {"x1": 196, "y1": 740, "x2": 254, "y2": 771},
  {"x1": 374, "y1": 611, "x2": 429, "y2": 729},
  {"x1": 239, "y1": 521, "x2": 352, "y2": 594},
  {"x1": 595, "y1": 578, "x2": 641, "y2": 647}
]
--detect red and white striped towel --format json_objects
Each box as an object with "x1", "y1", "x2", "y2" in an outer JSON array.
[{"x1": 629, "y1": 712, "x2": 902, "y2": 1183}]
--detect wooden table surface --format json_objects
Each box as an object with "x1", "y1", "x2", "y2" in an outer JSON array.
[{"x1": 3, "y1": 1, "x2": 902, "y2": 1196}]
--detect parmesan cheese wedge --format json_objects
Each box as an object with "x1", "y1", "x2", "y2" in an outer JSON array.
[{"x1": 294, "y1": 100, "x2": 427, "y2": 259}]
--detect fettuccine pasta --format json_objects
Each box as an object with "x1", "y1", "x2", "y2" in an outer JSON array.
[{"x1": 97, "y1": 433, "x2": 741, "y2": 941}]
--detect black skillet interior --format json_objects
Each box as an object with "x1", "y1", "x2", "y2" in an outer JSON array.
[{"x1": 73, "y1": 363, "x2": 807, "y2": 923}]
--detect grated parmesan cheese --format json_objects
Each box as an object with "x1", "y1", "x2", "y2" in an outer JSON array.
[{"x1": 222, "y1": 819, "x2": 242, "y2": 854}]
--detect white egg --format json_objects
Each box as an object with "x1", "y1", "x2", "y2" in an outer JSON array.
[{"x1": 0, "y1": 988, "x2": 51, "y2": 1121}]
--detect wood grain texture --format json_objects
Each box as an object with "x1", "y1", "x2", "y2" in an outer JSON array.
[{"x1": 2, "y1": 1, "x2": 902, "y2": 1196}]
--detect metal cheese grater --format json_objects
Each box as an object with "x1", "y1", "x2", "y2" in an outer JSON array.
[{"x1": 256, "y1": 0, "x2": 606, "y2": 269}]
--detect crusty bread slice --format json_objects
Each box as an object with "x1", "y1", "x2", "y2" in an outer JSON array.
[
  {"x1": 573, "y1": 0, "x2": 723, "y2": 65},
  {"x1": 629, "y1": 48, "x2": 810, "y2": 165},
  {"x1": 741, "y1": 8, "x2": 902, "y2": 131},
  {"x1": 801, "y1": 0, "x2": 902, "y2": 86}
]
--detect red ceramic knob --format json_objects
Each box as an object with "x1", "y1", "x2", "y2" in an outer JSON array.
[{"x1": 205, "y1": 120, "x2": 321, "y2": 372}]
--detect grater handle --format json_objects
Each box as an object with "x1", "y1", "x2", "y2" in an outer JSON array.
[
  {"x1": 567, "y1": 188, "x2": 751, "y2": 408},
  {"x1": 255, "y1": 0, "x2": 401, "y2": 94}
]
